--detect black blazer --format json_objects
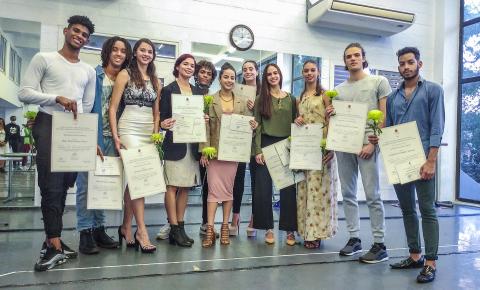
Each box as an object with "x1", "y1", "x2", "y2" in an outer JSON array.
[{"x1": 160, "y1": 81, "x2": 203, "y2": 161}]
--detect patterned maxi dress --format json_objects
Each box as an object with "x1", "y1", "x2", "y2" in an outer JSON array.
[{"x1": 296, "y1": 94, "x2": 339, "y2": 241}]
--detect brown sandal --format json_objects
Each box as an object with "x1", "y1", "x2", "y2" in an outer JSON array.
[
  {"x1": 303, "y1": 240, "x2": 321, "y2": 249},
  {"x1": 220, "y1": 223, "x2": 230, "y2": 245},
  {"x1": 202, "y1": 225, "x2": 215, "y2": 248}
]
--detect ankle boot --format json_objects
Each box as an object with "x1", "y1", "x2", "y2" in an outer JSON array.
[
  {"x1": 178, "y1": 221, "x2": 194, "y2": 244},
  {"x1": 79, "y1": 229, "x2": 100, "y2": 255},
  {"x1": 93, "y1": 226, "x2": 119, "y2": 249},
  {"x1": 168, "y1": 224, "x2": 192, "y2": 247}
]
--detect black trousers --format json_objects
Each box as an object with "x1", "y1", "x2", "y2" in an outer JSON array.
[
  {"x1": 252, "y1": 135, "x2": 297, "y2": 231},
  {"x1": 9, "y1": 138, "x2": 21, "y2": 166},
  {"x1": 33, "y1": 112, "x2": 77, "y2": 239},
  {"x1": 200, "y1": 164, "x2": 208, "y2": 224},
  {"x1": 232, "y1": 156, "x2": 257, "y2": 214}
]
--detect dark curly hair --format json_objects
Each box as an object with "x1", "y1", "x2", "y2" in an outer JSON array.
[
  {"x1": 397, "y1": 46, "x2": 420, "y2": 61},
  {"x1": 67, "y1": 15, "x2": 95, "y2": 35},
  {"x1": 194, "y1": 60, "x2": 217, "y2": 85},
  {"x1": 343, "y1": 42, "x2": 368, "y2": 70},
  {"x1": 101, "y1": 36, "x2": 132, "y2": 69}
]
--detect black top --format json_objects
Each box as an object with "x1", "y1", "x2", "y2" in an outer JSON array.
[
  {"x1": 5, "y1": 123, "x2": 21, "y2": 142},
  {"x1": 160, "y1": 81, "x2": 203, "y2": 161}
]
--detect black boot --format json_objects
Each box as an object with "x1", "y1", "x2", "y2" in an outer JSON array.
[
  {"x1": 79, "y1": 229, "x2": 100, "y2": 255},
  {"x1": 168, "y1": 224, "x2": 192, "y2": 247},
  {"x1": 178, "y1": 221, "x2": 194, "y2": 244},
  {"x1": 93, "y1": 226, "x2": 119, "y2": 249}
]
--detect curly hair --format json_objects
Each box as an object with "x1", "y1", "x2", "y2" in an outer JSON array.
[
  {"x1": 194, "y1": 60, "x2": 217, "y2": 85},
  {"x1": 101, "y1": 36, "x2": 132, "y2": 69},
  {"x1": 397, "y1": 46, "x2": 420, "y2": 61},
  {"x1": 67, "y1": 15, "x2": 95, "y2": 35}
]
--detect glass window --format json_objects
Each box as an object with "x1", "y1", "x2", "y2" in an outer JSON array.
[
  {"x1": 464, "y1": 0, "x2": 480, "y2": 22},
  {"x1": 458, "y1": 0, "x2": 480, "y2": 203},
  {"x1": 291, "y1": 54, "x2": 321, "y2": 97},
  {"x1": 83, "y1": 34, "x2": 177, "y2": 59},
  {"x1": 9, "y1": 46, "x2": 16, "y2": 80},
  {"x1": 15, "y1": 54, "x2": 21, "y2": 85},
  {"x1": 0, "y1": 34, "x2": 6, "y2": 73}
]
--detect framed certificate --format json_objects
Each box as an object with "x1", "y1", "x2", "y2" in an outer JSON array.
[
  {"x1": 289, "y1": 124, "x2": 324, "y2": 170},
  {"x1": 171, "y1": 94, "x2": 206, "y2": 143},
  {"x1": 326, "y1": 100, "x2": 368, "y2": 154},
  {"x1": 378, "y1": 121, "x2": 426, "y2": 184},
  {"x1": 218, "y1": 114, "x2": 254, "y2": 163},
  {"x1": 51, "y1": 112, "x2": 98, "y2": 172},
  {"x1": 233, "y1": 83, "x2": 256, "y2": 102},
  {"x1": 120, "y1": 144, "x2": 166, "y2": 200},
  {"x1": 87, "y1": 156, "x2": 123, "y2": 210}
]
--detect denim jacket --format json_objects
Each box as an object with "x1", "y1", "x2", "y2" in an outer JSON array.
[{"x1": 91, "y1": 65, "x2": 105, "y2": 151}]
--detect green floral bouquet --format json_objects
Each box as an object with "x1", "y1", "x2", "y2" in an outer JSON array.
[
  {"x1": 151, "y1": 133, "x2": 165, "y2": 160},
  {"x1": 203, "y1": 95, "x2": 214, "y2": 113},
  {"x1": 24, "y1": 111, "x2": 38, "y2": 120},
  {"x1": 324, "y1": 90, "x2": 338, "y2": 102},
  {"x1": 202, "y1": 147, "x2": 217, "y2": 159},
  {"x1": 367, "y1": 109, "x2": 384, "y2": 136},
  {"x1": 320, "y1": 138, "x2": 327, "y2": 156}
]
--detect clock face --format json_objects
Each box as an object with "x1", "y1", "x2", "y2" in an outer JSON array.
[{"x1": 230, "y1": 25, "x2": 254, "y2": 51}]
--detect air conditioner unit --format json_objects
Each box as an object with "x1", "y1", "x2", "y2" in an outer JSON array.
[{"x1": 306, "y1": 0, "x2": 415, "y2": 37}]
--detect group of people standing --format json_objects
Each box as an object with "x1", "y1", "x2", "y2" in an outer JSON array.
[{"x1": 18, "y1": 15, "x2": 444, "y2": 284}]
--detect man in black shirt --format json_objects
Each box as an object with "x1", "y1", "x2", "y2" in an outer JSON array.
[{"x1": 5, "y1": 116, "x2": 21, "y2": 168}]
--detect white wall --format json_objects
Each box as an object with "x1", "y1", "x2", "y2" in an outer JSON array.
[{"x1": 0, "y1": 0, "x2": 460, "y2": 201}]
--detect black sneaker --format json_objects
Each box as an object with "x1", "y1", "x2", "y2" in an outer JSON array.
[
  {"x1": 79, "y1": 229, "x2": 100, "y2": 255},
  {"x1": 417, "y1": 265, "x2": 436, "y2": 283},
  {"x1": 339, "y1": 238, "x2": 362, "y2": 256},
  {"x1": 93, "y1": 226, "x2": 119, "y2": 249},
  {"x1": 34, "y1": 246, "x2": 66, "y2": 272},
  {"x1": 390, "y1": 256, "x2": 424, "y2": 269},
  {"x1": 359, "y1": 243, "x2": 389, "y2": 263},
  {"x1": 41, "y1": 241, "x2": 78, "y2": 259}
]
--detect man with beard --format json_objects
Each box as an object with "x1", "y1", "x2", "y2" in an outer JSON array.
[
  {"x1": 75, "y1": 36, "x2": 132, "y2": 255},
  {"x1": 370, "y1": 47, "x2": 444, "y2": 283},
  {"x1": 329, "y1": 43, "x2": 391, "y2": 263},
  {"x1": 19, "y1": 15, "x2": 96, "y2": 271}
]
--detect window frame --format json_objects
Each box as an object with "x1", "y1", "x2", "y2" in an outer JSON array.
[
  {"x1": 456, "y1": 0, "x2": 480, "y2": 203},
  {"x1": 0, "y1": 34, "x2": 6, "y2": 73}
]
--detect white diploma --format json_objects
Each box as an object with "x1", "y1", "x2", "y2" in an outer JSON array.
[
  {"x1": 326, "y1": 100, "x2": 368, "y2": 154},
  {"x1": 233, "y1": 83, "x2": 256, "y2": 102},
  {"x1": 289, "y1": 124, "x2": 324, "y2": 171},
  {"x1": 171, "y1": 94, "x2": 206, "y2": 143},
  {"x1": 378, "y1": 121, "x2": 426, "y2": 184},
  {"x1": 120, "y1": 144, "x2": 166, "y2": 200},
  {"x1": 218, "y1": 114, "x2": 254, "y2": 163},
  {"x1": 51, "y1": 111, "x2": 98, "y2": 172},
  {"x1": 263, "y1": 139, "x2": 305, "y2": 190},
  {"x1": 87, "y1": 156, "x2": 123, "y2": 210}
]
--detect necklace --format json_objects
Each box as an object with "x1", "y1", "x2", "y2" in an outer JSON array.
[{"x1": 219, "y1": 92, "x2": 233, "y2": 102}]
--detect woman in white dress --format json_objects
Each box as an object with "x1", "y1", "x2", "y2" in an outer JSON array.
[{"x1": 109, "y1": 38, "x2": 161, "y2": 253}]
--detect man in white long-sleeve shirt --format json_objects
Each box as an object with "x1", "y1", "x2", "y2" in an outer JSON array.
[{"x1": 18, "y1": 15, "x2": 96, "y2": 272}]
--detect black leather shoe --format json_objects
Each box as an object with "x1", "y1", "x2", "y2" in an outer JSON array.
[
  {"x1": 390, "y1": 257, "x2": 424, "y2": 269},
  {"x1": 178, "y1": 221, "x2": 194, "y2": 244},
  {"x1": 169, "y1": 225, "x2": 192, "y2": 247},
  {"x1": 93, "y1": 226, "x2": 119, "y2": 249},
  {"x1": 79, "y1": 229, "x2": 100, "y2": 255},
  {"x1": 417, "y1": 265, "x2": 436, "y2": 283}
]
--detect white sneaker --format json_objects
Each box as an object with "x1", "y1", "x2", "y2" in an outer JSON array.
[{"x1": 156, "y1": 224, "x2": 170, "y2": 240}]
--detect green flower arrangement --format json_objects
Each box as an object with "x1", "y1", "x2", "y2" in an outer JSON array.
[
  {"x1": 324, "y1": 90, "x2": 338, "y2": 102},
  {"x1": 24, "y1": 111, "x2": 38, "y2": 120},
  {"x1": 151, "y1": 133, "x2": 165, "y2": 160},
  {"x1": 203, "y1": 95, "x2": 214, "y2": 113},
  {"x1": 202, "y1": 147, "x2": 217, "y2": 159},
  {"x1": 367, "y1": 109, "x2": 384, "y2": 136},
  {"x1": 320, "y1": 138, "x2": 327, "y2": 156}
]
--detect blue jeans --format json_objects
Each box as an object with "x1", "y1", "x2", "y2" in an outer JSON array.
[
  {"x1": 336, "y1": 151, "x2": 385, "y2": 243},
  {"x1": 76, "y1": 136, "x2": 117, "y2": 231}
]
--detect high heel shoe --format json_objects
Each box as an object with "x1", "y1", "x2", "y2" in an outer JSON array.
[
  {"x1": 169, "y1": 224, "x2": 193, "y2": 247},
  {"x1": 118, "y1": 226, "x2": 135, "y2": 248},
  {"x1": 202, "y1": 224, "x2": 215, "y2": 248},
  {"x1": 220, "y1": 223, "x2": 230, "y2": 245},
  {"x1": 265, "y1": 229, "x2": 275, "y2": 245},
  {"x1": 134, "y1": 230, "x2": 156, "y2": 253},
  {"x1": 286, "y1": 231, "x2": 296, "y2": 246},
  {"x1": 229, "y1": 214, "x2": 239, "y2": 236},
  {"x1": 247, "y1": 227, "x2": 257, "y2": 237}
]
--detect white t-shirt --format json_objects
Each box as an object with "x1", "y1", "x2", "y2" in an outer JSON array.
[
  {"x1": 18, "y1": 51, "x2": 95, "y2": 115},
  {"x1": 335, "y1": 74, "x2": 392, "y2": 143}
]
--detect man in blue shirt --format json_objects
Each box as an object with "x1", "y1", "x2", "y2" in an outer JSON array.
[
  {"x1": 371, "y1": 47, "x2": 445, "y2": 283},
  {"x1": 75, "y1": 36, "x2": 132, "y2": 254}
]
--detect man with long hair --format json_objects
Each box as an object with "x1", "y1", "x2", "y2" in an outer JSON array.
[
  {"x1": 19, "y1": 15, "x2": 96, "y2": 271},
  {"x1": 75, "y1": 36, "x2": 132, "y2": 255},
  {"x1": 329, "y1": 43, "x2": 391, "y2": 263}
]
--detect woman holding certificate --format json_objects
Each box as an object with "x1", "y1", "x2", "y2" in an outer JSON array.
[
  {"x1": 160, "y1": 54, "x2": 203, "y2": 247},
  {"x1": 230, "y1": 60, "x2": 260, "y2": 237},
  {"x1": 294, "y1": 60, "x2": 338, "y2": 249},
  {"x1": 253, "y1": 64, "x2": 298, "y2": 245},
  {"x1": 199, "y1": 63, "x2": 257, "y2": 247},
  {"x1": 109, "y1": 38, "x2": 161, "y2": 253}
]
